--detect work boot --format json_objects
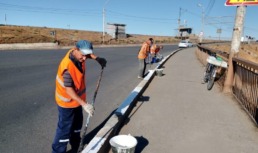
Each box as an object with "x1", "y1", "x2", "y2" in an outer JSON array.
[
  {"x1": 138, "y1": 76, "x2": 143, "y2": 79},
  {"x1": 66, "y1": 149, "x2": 77, "y2": 153}
]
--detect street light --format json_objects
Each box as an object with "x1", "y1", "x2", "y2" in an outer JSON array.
[
  {"x1": 197, "y1": 3, "x2": 204, "y2": 43},
  {"x1": 102, "y1": 0, "x2": 111, "y2": 44}
]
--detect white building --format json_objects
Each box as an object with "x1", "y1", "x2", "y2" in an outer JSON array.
[{"x1": 106, "y1": 23, "x2": 126, "y2": 39}]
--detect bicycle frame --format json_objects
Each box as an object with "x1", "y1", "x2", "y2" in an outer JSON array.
[{"x1": 203, "y1": 55, "x2": 227, "y2": 90}]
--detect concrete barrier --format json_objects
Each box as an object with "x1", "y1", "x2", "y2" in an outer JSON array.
[
  {"x1": 0, "y1": 42, "x2": 58, "y2": 50},
  {"x1": 81, "y1": 49, "x2": 181, "y2": 153}
]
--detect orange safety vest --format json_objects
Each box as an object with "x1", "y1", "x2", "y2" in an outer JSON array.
[
  {"x1": 138, "y1": 42, "x2": 151, "y2": 59},
  {"x1": 55, "y1": 49, "x2": 86, "y2": 108},
  {"x1": 151, "y1": 44, "x2": 160, "y2": 54}
]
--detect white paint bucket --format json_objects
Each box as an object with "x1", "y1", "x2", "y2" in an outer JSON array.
[
  {"x1": 109, "y1": 134, "x2": 137, "y2": 153},
  {"x1": 155, "y1": 69, "x2": 163, "y2": 77}
]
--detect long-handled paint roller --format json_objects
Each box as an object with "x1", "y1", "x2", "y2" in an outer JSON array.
[{"x1": 78, "y1": 68, "x2": 104, "y2": 153}]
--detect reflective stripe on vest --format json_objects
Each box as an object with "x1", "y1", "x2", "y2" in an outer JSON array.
[
  {"x1": 55, "y1": 49, "x2": 86, "y2": 108},
  {"x1": 56, "y1": 75, "x2": 86, "y2": 97},
  {"x1": 56, "y1": 89, "x2": 86, "y2": 103},
  {"x1": 56, "y1": 75, "x2": 65, "y2": 88},
  {"x1": 56, "y1": 92, "x2": 71, "y2": 102}
]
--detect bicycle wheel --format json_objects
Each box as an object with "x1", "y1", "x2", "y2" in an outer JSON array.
[
  {"x1": 207, "y1": 66, "x2": 216, "y2": 90},
  {"x1": 202, "y1": 63, "x2": 210, "y2": 83}
]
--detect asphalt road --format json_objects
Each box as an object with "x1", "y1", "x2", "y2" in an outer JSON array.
[{"x1": 0, "y1": 44, "x2": 178, "y2": 153}]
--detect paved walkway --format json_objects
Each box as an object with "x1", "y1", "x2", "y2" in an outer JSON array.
[{"x1": 118, "y1": 48, "x2": 258, "y2": 153}]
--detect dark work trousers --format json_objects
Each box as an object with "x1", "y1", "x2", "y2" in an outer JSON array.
[
  {"x1": 52, "y1": 106, "x2": 83, "y2": 153},
  {"x1": 138, "y1": 58, "x2": 146, "y2": 78}
]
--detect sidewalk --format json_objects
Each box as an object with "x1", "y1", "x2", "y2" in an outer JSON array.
[{"x1": 118, "y1": 48, "x2": 258, "y2": 153}]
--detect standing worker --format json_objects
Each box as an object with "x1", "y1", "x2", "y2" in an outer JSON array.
[
  {"x1": 52, "y1": 40, "x2": 107, "y2": 153},
  {"x1": 137, "y1": 38, "x2": 154, "y2": 79}
]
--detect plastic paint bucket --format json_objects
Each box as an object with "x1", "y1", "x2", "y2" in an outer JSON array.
[
  {"x1": 109, "y1": 135, "x2": 137, "y2": 153},
  {"x1": 155, "y1": 69, "x2": 163, "y2": 77}
]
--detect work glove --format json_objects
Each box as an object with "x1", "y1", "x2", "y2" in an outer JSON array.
[
  {"x1": 96, "y1": 57, "x2": 107, "y2": 68},
  {"x1": 82, "y1": 103, "x2": 94, "y2": 117}
]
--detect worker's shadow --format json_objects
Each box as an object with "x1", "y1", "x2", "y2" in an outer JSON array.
[
  {"x1": 123, "y1": 96, "x2": 150, "y2": 153},
  {"x1": 134, "y1": 136, "x2": 149, "y2": 153},
  {"x1": 80, "y1": 110, "x2": 116, "y2": 145},
  {"x1": 80, "y1": 95, "x2": 150, "y2": 150},
  {"x1": 138, "y1": 95, "x2": 150, "y2": 102},
  {"x1": 123, "y1": 95, "x2": 150, "y2": 125}
]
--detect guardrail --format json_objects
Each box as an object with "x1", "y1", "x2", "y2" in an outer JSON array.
[
  {"x1": 232, "y1": 57, "x2": 258, "y2": 124},
  {"x1": 196, "y1": 44, "x2": 258, "y2": 125}
]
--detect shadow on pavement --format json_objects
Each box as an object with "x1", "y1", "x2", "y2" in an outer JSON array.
[
  {"x1": 135, "y1": 136, "x2": 149, "y2": 153},
  {"x1": 123, "y1": 95, "x2": 150, "y2": 125},
  {"x1": 80, "y1": 110, "x2": 116, "y2": 145}
]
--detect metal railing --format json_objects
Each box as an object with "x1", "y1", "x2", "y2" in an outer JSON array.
[
  {"x1": 196, "y1": 44, "x2": 258, "y2": 125},
  {"x1": 232, "y1": 57, "x2": 258, "y2": 124}
]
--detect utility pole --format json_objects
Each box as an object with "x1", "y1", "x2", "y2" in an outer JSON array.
[
  {"x1": 178, "y1": 8, "x2": 181, "y2": 28},
  {"x1": 178, "y1": 7, "x2": 181, "y2": 38},
  {"x1": 218, "y1": 28, "x2": 221, "y2": 41},
  {"x1": 5, "y1": 14, "x2": 7, "y2": 25},
  {"x1": 223, "y1": 5, "x2": 246, "y2": 93},
  {"x1": 198, "y1": 3, "x2": 205, "y2": 43},
  {"x1": 178, "y1": 8, "x2": 187, "y2": 39},
  {"x1": 102, "y1": 0, "x2": 111, "y2": 44},
  {"x1": 102, "y1": 8, "x2": 105, "y2": 44}
]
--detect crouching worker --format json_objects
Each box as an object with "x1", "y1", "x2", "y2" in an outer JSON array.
[
  {"x1": 52, "y1": 40, "x2": 107, "y2": 153},
  {"x1": 150, "y1": 44, "x2": 163, "y2": 63}
]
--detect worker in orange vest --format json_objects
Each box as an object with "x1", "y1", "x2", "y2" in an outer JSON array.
[
  {"x1": 150, "y1": 44, "x2": 163, "y2": 63},
  {"x1": 52, "y1": 40, "x2": 106, "y2": 153},
  {"x1": 137, "y1": 38, "x2": 154, "y2": 79}
]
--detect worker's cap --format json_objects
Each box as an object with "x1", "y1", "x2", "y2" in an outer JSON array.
[
  {"x1": 76, "y1": 40, "x2": 93, "y2": 55},
  {"x1": 149, "y1": 38, "x2": 154, "y2": 42},
  {"x1": 148, "y1": 38, "x2": 154, "y2": 44}
]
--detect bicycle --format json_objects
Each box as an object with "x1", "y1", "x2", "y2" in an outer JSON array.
[{"x1": 202, "y1": 55, "x2": 227, "y2": 90}]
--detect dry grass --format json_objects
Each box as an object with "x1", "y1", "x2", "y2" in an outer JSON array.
[
  {"x1": 1, "y1": 25, "x2": 258, "y2": 64},
  {"x1": 0, "y1": 25, "x2": 179, "y2": 46},
  {"x1": 208, "y1": 43, "x2": 258, "y2": 64}
]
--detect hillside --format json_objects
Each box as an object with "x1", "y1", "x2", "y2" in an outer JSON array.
[
  {"x1": 1, "y1": 25, "x2": 257, "y2": 64},
  {"x1": 208, "y1": 43, "x2": 258, "y2": 64},
  {"x1": 0, "y1": 25, "x2": 180, "y2": 46}
]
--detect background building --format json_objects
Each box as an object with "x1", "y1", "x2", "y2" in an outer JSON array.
[
  {"x1": 106, "y1": 23, "x2": 126, "y2": 39},
  {"x1": 176, "y1": 27, "x2": 192, "y2": 40}
]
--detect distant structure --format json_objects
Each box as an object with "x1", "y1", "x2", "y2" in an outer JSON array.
[
  {"x1": 241, "y1": 35, "x2": 256, "y2": 44},
  {"x1": 176, "y1": 27, "x2": 192, "y2": 40},
  {"x1": 106, "y1": 23, "x2": 126, "y2": 39}
]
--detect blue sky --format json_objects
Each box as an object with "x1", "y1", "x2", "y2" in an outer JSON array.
[{"x1": 0, "y1": 0, "x2": 257, "y2": 40}]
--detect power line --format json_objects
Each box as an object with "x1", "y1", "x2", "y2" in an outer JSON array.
[
  {"x1": 205, "y1": 0, "x2": 215, "y2": 17},
  {"x1": 0, "y1": 2, "x2": 100, "y2": 16},
  {"x1": 106, "y1": 10, "x2": 178, "y2": 21},
  {"x1": 205, "y1": 16, "x2": 235, "y2": 25},
  {"x1": 244, "y1": 26, "x2": 258, "y2": 31},
  {"x1": 0, "y1": 2, "x2": 178, "y2": 24}
]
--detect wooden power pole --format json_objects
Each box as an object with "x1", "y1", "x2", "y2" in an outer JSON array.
[{"x1": 223, "y1": 5, "x2": 246, "y2": 93}]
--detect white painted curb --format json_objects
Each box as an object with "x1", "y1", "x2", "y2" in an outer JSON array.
[{"x1": 82, "y1": 49, "x2": 181, "y2": 153}]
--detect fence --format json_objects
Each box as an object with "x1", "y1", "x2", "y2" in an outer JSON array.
[{"x1": 196, "y1": 44, "x2": 258, "y2": 125}]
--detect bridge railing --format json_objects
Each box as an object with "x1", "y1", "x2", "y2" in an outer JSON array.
[{"x1": 196, "y1": 44, "x2": 258, "y2": 125}]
